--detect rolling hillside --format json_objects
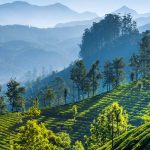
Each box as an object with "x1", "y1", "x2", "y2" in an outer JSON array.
[
  {"x1": 0, "y1": 79, "x2": 150, "y2": 149},
  {"x1": 100, "y1": 122, "x2": 150, "y2": 150}
]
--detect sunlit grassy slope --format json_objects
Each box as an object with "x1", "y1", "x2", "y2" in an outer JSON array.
[
  {"x1": 100, "y1": 122, "x2": 150, "y2": 150},
  {"x1": 0, "y1": 79, "x2": 150, "y2": 149}
]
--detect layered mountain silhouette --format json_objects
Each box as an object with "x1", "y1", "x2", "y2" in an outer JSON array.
[
  {"x1": 0, "y1": 25, "x2": 88, "y2": 83},
  {"x1": 113, "y1": 6, "x2": 139, "y2": 17},
  {"x1": 0, "y1": 1, "x2": 98, "y2": 28},
  {"x1": 0, "y1": 2, "x2": 150, "y2": 83},
  {"x1": 55, "y1": 6, "x2": 150, "y2": 28}
]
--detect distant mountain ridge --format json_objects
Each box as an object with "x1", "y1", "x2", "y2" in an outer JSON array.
[
  {"x1": 0, "y1": 24, "x2": 88, "y2": 83},
  {"x1": 0, "y1": 1, "x2": 98, "y2": 28},
  {"x1": 113, "y1": 5, "x2": 139, "y2": 18},
  {"x1": 55, "y1": 6, "x2": 150, "y2": 28}
]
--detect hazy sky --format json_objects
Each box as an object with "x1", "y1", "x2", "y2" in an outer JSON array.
[{"x1": 0, "y1": 0, "x2": 150, "y2": 16}]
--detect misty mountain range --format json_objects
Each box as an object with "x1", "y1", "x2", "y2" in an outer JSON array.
[
  {"x1": 0, "y1": 1, "x2": 98, "y2": 28},
  {"x1": 56, "y1": 6, "x2": 150, "y2": 28},
  {"x1": 0, "y1": 1, "x2": 150, "y2": 83},
  {"x1": 0, "y1": 25, "x2": 88, "y2": 83}
]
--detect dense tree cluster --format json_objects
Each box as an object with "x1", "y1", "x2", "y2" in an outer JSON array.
[
  {"x1": 103, "y1": 57, "x2": 125, "y2": 91},
  {"x1": 70, "y1": 58, "x2": 125, "y2": 100},
  {"x1": 71, "y1": 60, "x2": 101, "y2": 101},
  {"x1": 10, "y1": 120, "x2": 71, "y2": 150},
  {"x1": 130, "y1": 31, "x2": 150, "y2": 80},
  {"x1": 86, "y1": 102, "x2": 128, "y2": 150},
  {"x1": 80, "y1": 14, "x2": 139, "y2": 65},
  {"x1": 10, "y1": 119, "x2": 85, "y2": 150}
]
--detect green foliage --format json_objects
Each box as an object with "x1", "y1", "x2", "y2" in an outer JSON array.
[
  {"x1": 141, "y1": 103, "x2": 150, "y2": 123},
  {"x1": 72, "y1": 105, "x2": 78, "y2": 122},
  {"x1": 0, "y1": 96, "x2": 6, "y2": 114},
  {"x1": 10, "y1": 120, "x2": 71, "y2": 150},
  {"x1": 86, "y1": 102, "x2": 128, "y2": 149},
  {"x1": 42, "y1": 87, "x2": 55, "y2": 108},
  {"x1": 88, "y1": 60, "x2": 101, "y2": 96},
  {"x1": 103, "y1": 61, "x2": 114, "y2": 92},
  {"x1": 80, "y1": 14, "x2": 139, "y2": 65},
  {"x1": 64, "y1": 88, "x2": 68, "y2": 104},
  {"x1": 27, "y1": 98, "x2": 41, "y2": 118},
  {"x1": 6, "y1": 79, "x2": 25, "y2": 112},
  {"x1": 70, "y1": 60, "x2": 86, "y2": 101},
  {"x1": 112, "y1": 57, "x2": 125, "y2": 87},
  {"x1": 72, "y1": 141, "x2": 84, "y2": 150},
  {"x1": 100, "y1": 122, "x2": 150, "y2": 150},
  {"x1": 129, "y1": 53, "x2": 140, "y2": 80},
  {"x1": 0, "y1": 79, "x2": 150, "y2": 149},
  {"x1": 136, "y1": 81, "x2": 143, "y2": 91},
  {"x1": 51, "y1": 77, "x2": 68, "y2": 106},
  {"x1": 140, "y1": 31, "x2": 150, "y2": 77}
]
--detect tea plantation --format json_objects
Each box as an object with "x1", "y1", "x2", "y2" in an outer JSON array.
[
  {"x1": 0, "y1": 79, "x2": 150, "y2": 149},
  {"x1": 100, "y1": 122, "x2": 150, "y2": 150}
]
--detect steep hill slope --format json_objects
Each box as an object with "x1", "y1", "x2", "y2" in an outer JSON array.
[
  {"x1": 100, "y1": 122, "x2": 150, "y2": 150},
  {"x1": 0, "y1": 79, "x2": 150, "y2": 149}
]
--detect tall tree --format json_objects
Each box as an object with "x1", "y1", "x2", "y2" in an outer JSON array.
[
  {"x1": 122, "y1": 14, "x2": 138, "y2": 35},
  {"x1": 140, "y1": 30, "x2": 150, "y2": 77},
  {"x1": 129, "y1": 53, "x2": 140, "y2": 80},
  {"x1": 82, "y1": 74, "x2": 92, "y2": 98},
  {"x1": 70, "y1": 60, "x2": 86, "y2": 101},
  {"x1": 42, "y1": 87, "x2": 55, "y2": 108},
  {"x1": 88, "y1": 60, "x2": 101, "y2": 96},
  {"x1": 86, "y1": 102, "x2": 128, "y2": 150},
  {"x1": 10, "y1": 120, "x2": 71, "y2": 150},
  {"x1": 0, "y1": 85, "x2": 6, "y2": 114},
  {"x1": 103, "y1": 61, "x2": 114, "y2": 92},
  {"x1": 51, "y1": 77, "x2": 68, "y2": 106},
  {"x1": 6, "y1": 79, "x2": 25, "y2": 112},
  {"x1": 112, "y1": 57, "x2": 125, "y2": 87},
  {"x1": 64, "y1": 88, "x2": 68, "y2": 104}
]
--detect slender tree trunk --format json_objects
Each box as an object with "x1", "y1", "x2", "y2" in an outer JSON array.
[
  {"x1": 73, "y1": 82, "x2": 75, "y2": 102},
  {"x1": 65, "y1": 96, "x2": 67, "y2": 105},
  {"x1": 107, "y1": 83, "x2": 109, "y2": 92},
  {"x1": 78, "y1": 88, "x2": 80, "y2": 101},
  {"x1": 88, "y1": 90, "x2": 90, "y2": 98},
  {"x1": 11, "y1": 102, "x2": 14, "y2": 112},
  {"x1": 117, "y1": 120, "x2": 119, "y2": 136},
  {"x1": 112, "y1": 117, "x2": 114, "y2": 150},
  {"x1": 43, "y1": 99, "x2": 46, "y2": 108},
  {"x1": 92, "y1": 73, "x2": 95, "y2": 96}
]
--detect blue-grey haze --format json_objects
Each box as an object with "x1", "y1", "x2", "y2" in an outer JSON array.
[{"x1": 0, "y1": 0, "x2": 149, "y2": 15}]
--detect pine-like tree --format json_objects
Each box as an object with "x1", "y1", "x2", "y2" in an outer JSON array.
[
  {"x1": 103, "y1": 61, "x2": 114, "y2": 92},
  {"x1": 129, "y1": 53, "x2": 140, "y2": 80},
  {"x1": 70, "y1": 60, "x2": 86, "y2": 101},
  {"x1": 112, "y1": 57, "x2": 125, "y2": 87},
  {"x1": 6, "y1": 79, "x2": 25, "y2": 112},
  {"x1": 51, "y1": 77, "x2": 68, "y2": 106},
  {"x1": 140, "y1": 31, "x2": 150, "y2": 77},
  {"x1": 88, "y1": 60, "x2": 101, "y2": 96},
  {"x1": 42, "y1": 87, "x2": 55, "y2": 108}
]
